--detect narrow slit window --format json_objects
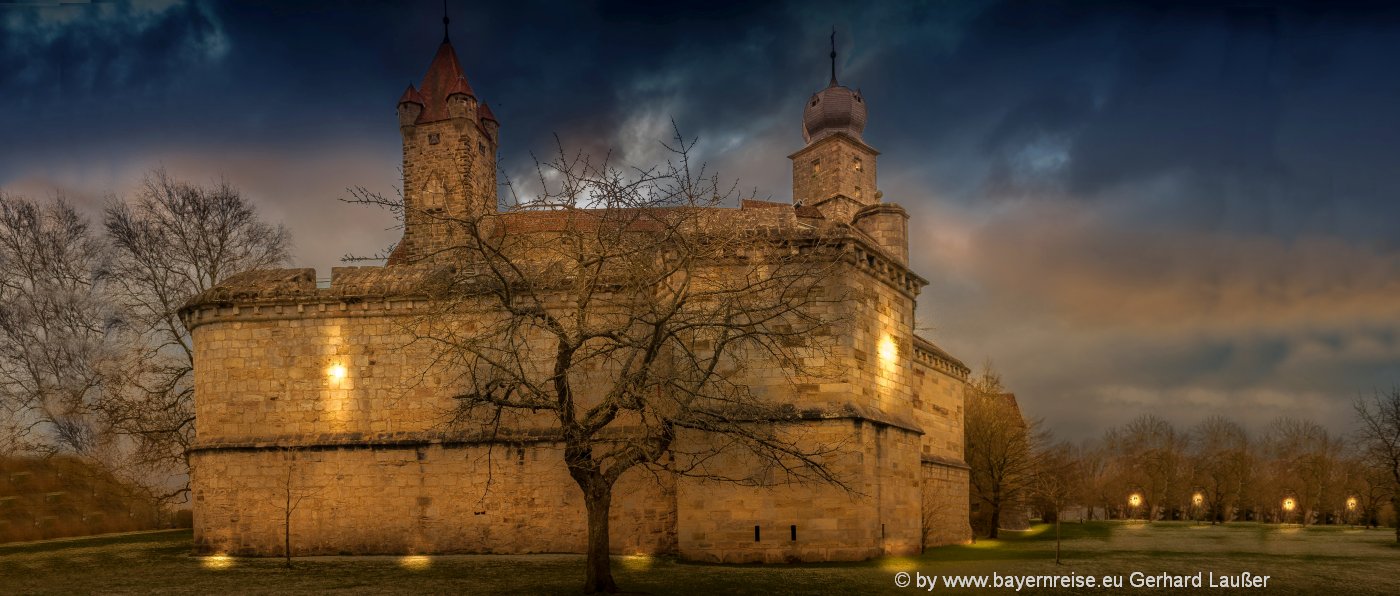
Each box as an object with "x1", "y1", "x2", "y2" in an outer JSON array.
[
  {"x1": 754, "y1": 525, "x2": 761, "y2": 542},
  {"x1": 790, "y1": 525, "x2": 797, "y2": 541}
]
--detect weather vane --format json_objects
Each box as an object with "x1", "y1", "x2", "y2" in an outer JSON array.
[
  {"x1": 442, "y1": 0, "x2": 450, "y2": 42},
  {"x1": 830, "y1": 27, "x2": 838, "y2": 85}
]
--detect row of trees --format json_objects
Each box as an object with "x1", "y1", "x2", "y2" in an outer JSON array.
[
  {"x1": 0, "y1": 171, "x2": 289, "y2": 503},
  {"x1": 966, "y1": 368, "x2": 1400, "y2": 550}
]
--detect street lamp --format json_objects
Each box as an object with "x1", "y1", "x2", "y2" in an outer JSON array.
[
  {"x1": 1346, "y1": 496, "x2": 1358, "y2": 528},
  {"x1": 1191, "y1": 490, "x2": 1205, "y2": 525},
  {"x1": 1282, "y1": 496, "x2": 1297, "y2": 525},
  {"x1": 1128, "y1": 492, "x2": 1143, "y2": 521}
]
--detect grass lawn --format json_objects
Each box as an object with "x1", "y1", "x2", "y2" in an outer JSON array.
[{"x1": 2, "y1": 522, "x2": 1397, "y2": 594}]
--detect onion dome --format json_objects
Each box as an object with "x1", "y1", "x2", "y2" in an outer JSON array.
[{"x1": 802, "y1": 82, "x2": 866, "y2": 144}]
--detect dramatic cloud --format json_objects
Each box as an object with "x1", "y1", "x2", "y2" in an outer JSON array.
[{"x1": 3, "y1": 0, "x2": 1398, "y2": 440}]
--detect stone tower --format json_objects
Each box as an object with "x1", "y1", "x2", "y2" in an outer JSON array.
[
  {"x1": 391, "y1": 34, "x2": 500, "y2": 264},
  {"x1": 789, "y1": 41, "x2": 908, "y2": 265}
]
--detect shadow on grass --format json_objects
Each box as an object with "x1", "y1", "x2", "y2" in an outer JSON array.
[{"x1": 0, "y1": 529, "x2": 190, "y2": 556}]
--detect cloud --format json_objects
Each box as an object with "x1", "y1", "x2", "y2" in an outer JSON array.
[{"x1": 0, "y1": 0, "x2": 227, "y2": 106}]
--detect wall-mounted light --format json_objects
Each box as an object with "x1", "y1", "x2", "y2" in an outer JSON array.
[
  {"x1": 878, "y1": 334, "x2": 898, "y2": 365},
  {"x1": 327, "y1": 363, "x2": 347, "y2": 383}
]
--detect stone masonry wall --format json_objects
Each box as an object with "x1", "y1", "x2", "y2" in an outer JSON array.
[
  {"x1": 790, "y1": 134, "x2": 879, "y2": 221},
  {"x1": 191, "y1": 443, "x2": 673, "y2": 556},
  {"x1": 921, "y1": 462, "x2": 972, "y2": 547},
  {"x1": 183, "y1": 225, "x2": 955, "y2": 561},
  {"x1": 674, "y1": 419, "x2": 922, "y2": 563}
]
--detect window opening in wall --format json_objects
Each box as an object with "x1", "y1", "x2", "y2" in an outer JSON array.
[
  {"x1": 790, "y1": 525, "x2": 797, "y2": 541},
  {"x1": 853, "y1": 157, "x2": 863, "y2": 172},
  {"x1": 811, "y1": 159, "x2": 821, "y2": 176},
  {"x1": 881, "y1": 524, "x2": 886, "y2": 539},
  {"x1": 428, "y1": 133, "x2": 441, "y2": 145},
  {"x1": 754, "y1": 525, "x2": 761, "y2": 542}
]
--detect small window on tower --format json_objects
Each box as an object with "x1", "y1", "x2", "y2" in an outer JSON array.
[
  {"x1": 428, "y1": 133, "x2": 441, "y2": 145},
  {"x1": 478, "y1": 141, "x2": 485, "y2": 154},
  {"x1": 853, "y1": 157, "x2": 863, "y2": 172},
  {"x1": 811, "y1": 159, "x2": 821, "y2": 177},
  {"x1": 855, "y1": 186, "x2": 862, "y2": 199}
]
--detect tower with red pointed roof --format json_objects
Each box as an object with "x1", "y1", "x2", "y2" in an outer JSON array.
[{"x1": 393, "y1": 28, "x2": 500, "y2": 264}]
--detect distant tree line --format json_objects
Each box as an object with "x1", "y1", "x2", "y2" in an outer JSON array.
[
  {"x1": 965, "y1": 365, "x2": 1400, "y2": 545},
  {"x1": 0, "y1": 170, "x2": 289, "y2": 518}
]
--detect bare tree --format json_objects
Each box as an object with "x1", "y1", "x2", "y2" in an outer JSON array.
[
  {"x1": 1263, "y1": 417, "x2": 1343, "y2": 525},
  {"x1": 266, "y1": 447, "x2": 326, "y2": 568},
  {"x1": 1354, "y1": 389, "x2": 1400, "y2": 542},
  {"x1": 102, "y1": 169, "x2": 290, "y2": 500},
  {"x1": 1032, "y1": 440, "x2": 1076, "y2": 564},
  {"x1": 0, "y1": 194, "x2": 123, "y2": 459},
  {"x1": 963, "y1": 365, "x2": 1037, "y2": 538},
  {"x1": 1074, "y1": 440, "x2": 1114, "y2": 521},
  {"x1": 1189, "y1": 416, "x2": 1252, "y2": 524},
  {"x1": 351, "y1": 133, "x2": 849, "y2": 593},
  {"x1": 1106, "y1": 415, "x2": 1187, "y2": 522}
]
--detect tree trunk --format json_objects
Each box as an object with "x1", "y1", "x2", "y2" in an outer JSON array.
[
  {"x1": 284, "y1": 511, "x2": 292, "y2": 569},
  {"x1": 1393, "y1": 497, "x2": 1400, "y2": 544},
  {"x1": 987, "y1": 501, "x2": 1002, "y2": 539},
  {"x1": 582, "y1": 480, "x2": 618, "y2": 593},
  {"x1": 1054, "y1": 516, "x2": 1061, "y2": 564}
]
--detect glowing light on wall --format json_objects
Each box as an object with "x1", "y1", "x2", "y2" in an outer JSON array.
[
  {"x1": 327, "y1": 363, "x2": 347, "y2": 383},
  {"x1": 877, "y1": 334, "x2": 898, "y2": 366}
]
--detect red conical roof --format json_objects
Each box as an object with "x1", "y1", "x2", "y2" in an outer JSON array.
[
  {"x1": 479, "y1": 102, "x2": 497, "y2": 123},
  {"x1": 416, "y1": 40, "x2": 472, "y2": 123},
  {"x1": 398, "y1": 84, "x2": 424, "y2": 106},
  {"x1": 446, "y1": 75, "x2": 474, "y2": 99}
]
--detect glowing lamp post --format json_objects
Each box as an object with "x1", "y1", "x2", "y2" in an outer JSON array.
[
  {"x1": 1191, "y1": 491, "x2": 1205, "y2": 525},
  {"x1": 1346, "y1": 496, "x2": 1358, "y2": 528},
  {"x1": 1128, "y1": 493, "x2": 1143, "y2": 521},
  {"x1": 1282, "y1": 496, "x2": 1297, "y2": 525}
]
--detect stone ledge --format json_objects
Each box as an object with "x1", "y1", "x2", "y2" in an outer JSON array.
[
  {"x1": 920, "y1": 454, "x2": 971, "y2": 470},
  {"x1": 191, "y1": 410, "x2": 927, "y2": 454}
]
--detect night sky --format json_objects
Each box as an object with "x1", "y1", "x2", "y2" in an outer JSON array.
[{"x1": 3, "y1": 0, "x2": 1399, "y2": 441}]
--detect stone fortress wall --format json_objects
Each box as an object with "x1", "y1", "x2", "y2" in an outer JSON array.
[{"x1": 180, "y1": 32, "x2": 974, "y2": 562}]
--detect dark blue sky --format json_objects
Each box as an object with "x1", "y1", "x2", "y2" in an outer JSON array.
[{"x1": 4, "y1": 0, "x2": 1399, "y2": 440}]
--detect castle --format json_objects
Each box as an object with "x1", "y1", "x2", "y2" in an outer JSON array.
[{"x1": 180, "y1": 32, "x2": 972, "y2": 563}]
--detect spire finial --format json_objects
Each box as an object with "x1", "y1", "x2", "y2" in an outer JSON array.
[
  {"x1": 442, "y1": 0, "x2": 450, "y2": 42},
  {"x1": 830, "y1": 28, "x2": 838, "y2": 86}
]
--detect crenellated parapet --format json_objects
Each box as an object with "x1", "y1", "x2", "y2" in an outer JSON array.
[{"x1": 913, "y1": 335, "x2": 970, "y2": 381}]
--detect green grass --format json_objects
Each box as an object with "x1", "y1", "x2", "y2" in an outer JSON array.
[{"x1": 1, "y1": 523, "x2": 1397, "y2": 594}]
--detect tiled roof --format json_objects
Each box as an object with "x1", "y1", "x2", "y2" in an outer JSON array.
[
  {"x1": 398, "y1": 84, "x2": 424, "y2": 106},
  {"x1": 416, "y1": 40, "x2": 471, "y2": 123}
]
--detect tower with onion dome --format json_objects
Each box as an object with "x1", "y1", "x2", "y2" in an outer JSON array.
[
  {"x1": 391, "y1": 18, "x2": 500, "y2": 264},
  {"x1": 790, "y1": 33, "x2": 909, "y2": 264}
]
